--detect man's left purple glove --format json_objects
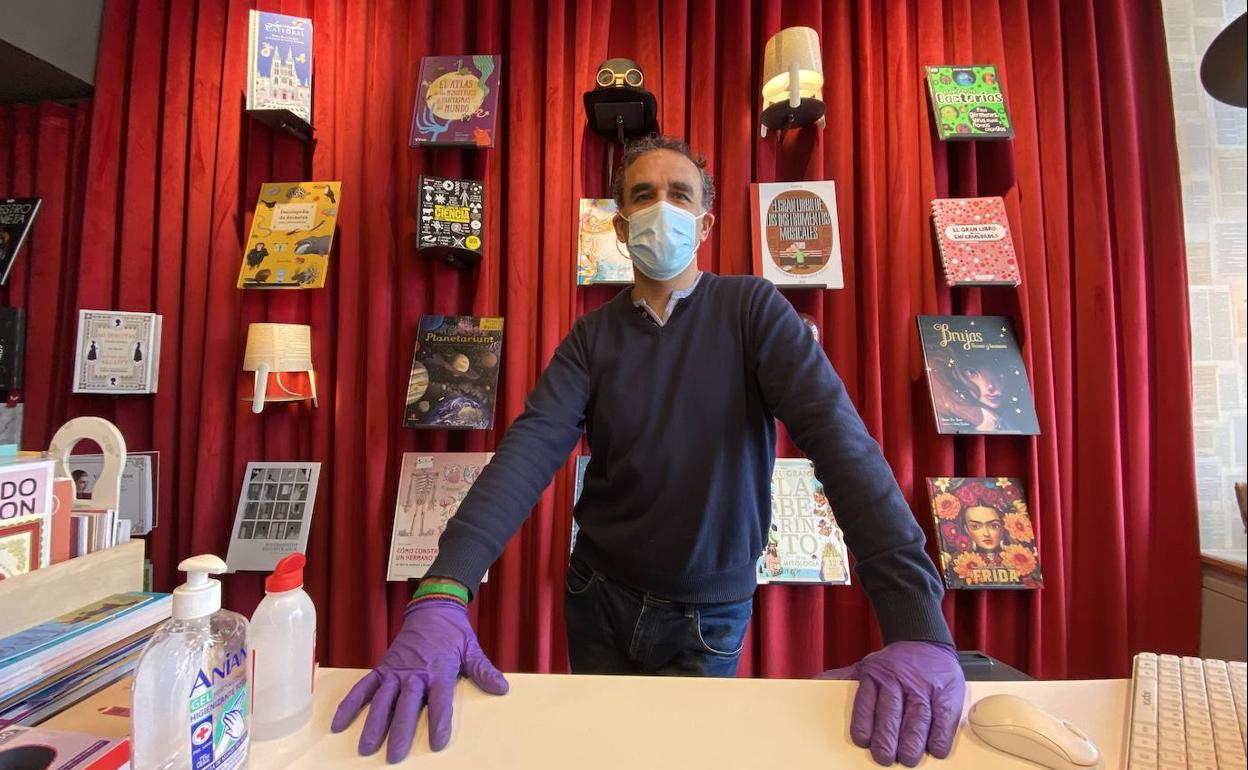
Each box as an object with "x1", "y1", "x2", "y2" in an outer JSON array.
[{"x1": 817, "y1": 641, "x2": 965, "y2": 767}]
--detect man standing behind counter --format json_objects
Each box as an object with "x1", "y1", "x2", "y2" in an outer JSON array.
[{"x1": 332, "y1": 136, "x2": 965, "y2": 767}]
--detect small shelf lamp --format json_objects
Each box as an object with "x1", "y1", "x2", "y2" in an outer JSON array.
[
  {"x1": 242, "y1": 323, "x2": 318, "y2": 413},
  {"x1": 760, "y1": 27, "x2": 827, "y2": 138}
]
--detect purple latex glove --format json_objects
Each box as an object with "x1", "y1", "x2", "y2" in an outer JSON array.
[
  {"x1": 330, "y1": 599, "x2": 509, "y2": 763},
  {"x1": 817, "y1": 641, "x2": 965, "y2": 767}
]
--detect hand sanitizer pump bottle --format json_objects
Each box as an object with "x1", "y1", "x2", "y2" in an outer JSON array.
[
  {"x1": 131, "y1": 555, "x2": 250, "y2": 770},
  {"x1": 250, "y1": 552, "x2": 316, "y2": 740}
]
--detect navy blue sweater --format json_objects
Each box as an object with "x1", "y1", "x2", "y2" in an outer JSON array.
[{"x1": 429, "y1": 273, "x2": 952, "y2": 645}]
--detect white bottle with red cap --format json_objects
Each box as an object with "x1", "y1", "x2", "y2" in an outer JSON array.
[{"x1": 249, "y1": 553, "x2": 316, "y2": 741}]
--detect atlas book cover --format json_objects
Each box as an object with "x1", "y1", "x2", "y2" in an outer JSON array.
[
  {"x1": 930, "y1": 197, "x2": 1021, "y2": 286},
  {"x1": 927, "y1": 477, "x2": 1042, "y2": 589},
  {"x1": 750, "y1": 181, "x2": 844, "y2": 289},
  {"x1": 576, "y1": 199, "x2": 631, "y2": 285},
  {"x1": 405, "y1": 315, "x2": 503, "y2": 430},
  {"x1": 0, "y1": 197, "x2": 40, "y2": 285},
  {"x1": 409, "y1": 55, "x2": 500, "y2": 147},
  {"x1": 757, "y1": 458, "x2": 850, "y2": 585},
  {"x1": 924, "y1": 65, "x2": 1013, "y2": 140},
  {"x1": 417, "y1": 175, "x2": 485, "y2": 267},
  {"x1": 72, "y1": 310, "x2": 162, "y2": 394},
  {"x1": 247, "y1": 11, "x2": 313, "y2": 124},
  {"x1": 387, "y1": 452, "x2": 492, "y2": 581},
  {"x1": 916, "y1": 315, "x2": 1040, "y2": 435},
  {"x1": 237, "y1": 181, "x2": 341, "y2": 288}
]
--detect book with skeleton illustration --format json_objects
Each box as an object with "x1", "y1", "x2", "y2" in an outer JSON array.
[
  {"x1": 237, "y1": 181, "x2": 341, "y2": 288},
  {"x1": 387, "y1": 452, "x2": 492, "y2": 580}
]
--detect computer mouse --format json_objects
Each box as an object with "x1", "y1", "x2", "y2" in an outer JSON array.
[{"x1": 967, "y1": 694, "x2": 1102, "y2": 770}]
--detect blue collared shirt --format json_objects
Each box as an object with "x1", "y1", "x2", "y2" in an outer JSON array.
[{"x1": 631, "y1": 272, "x2": 704, "y2": 326}]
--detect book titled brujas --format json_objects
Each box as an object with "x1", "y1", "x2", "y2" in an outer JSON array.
[
  {"x1": 409, "y1": 55, "x2": 500, "y2": 147},
  {"x1": 917, "y1": 315, "x2": 1039, "y2": 435},
  {"x1": 927, "y1": 477, "x2": 1042, "y2": 589},
  {"x1": 924, "y1": 65, "x2": 1013, "y2": 140},
  {"x1": 404, "y1": 315, "x2": 503, "y2": 430},
  {"x1": 247, "y1": 11, "x2": 313, "y2": 124}
]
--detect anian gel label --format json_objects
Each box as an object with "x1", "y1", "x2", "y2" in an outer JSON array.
[{"x1": 189, "y1": 646, "x2": 249, "y2": 769}]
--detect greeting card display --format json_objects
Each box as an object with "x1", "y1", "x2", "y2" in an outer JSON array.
[{"x1": 927, "y1": 477, "x2": 1042, "y2": 589}]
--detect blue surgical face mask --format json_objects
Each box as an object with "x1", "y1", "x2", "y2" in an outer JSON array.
[{"x1": 620, "y1": 201, "x2": 706, "y2": 281}]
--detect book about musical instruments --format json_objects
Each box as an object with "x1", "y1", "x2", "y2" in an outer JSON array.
[
  {"x1": 930, "y1": 197, "x2": 1021, "y2": 286},
  {"x1": 224, "y1": 462, "x2": 320, "y2": 572},
  {"x1": 750, "y1": 181, "x2": 844, "y2": 289},
  {"x1": 916, "y1": 315, "x2": 1040, "y2": 435},
  {"x1": 72, "y1": 310, "x2": 162, "y2": 394},
  {"x1": 926, "y1": 477, "x2": 1043, "y2": 589},
  {"x1": 417, "y1": 175, "x2": 485, "y2": 267},
  {"x1": 404, "y1": 315, "x2": 503, "y2": 430},
  {"x1": 246, "y1": 11, "x2": 312, "y2": 124},
  {"x1": 237, "y1": 181, "x2": 341, "y2": 289},
  {"x1": 409, "y1": 55, "x2": 500, "y2": 147},
  {"x1": 757, "y1": 458, "x2": 850, "y2": 585},
  {"x1": 0, "y1": 197, "x2": 40, "y2": 285},
  {"x1": 577, "y1": 199, "x2": 631, "y2": 285},
  {"x1": 387, "y1": 452, "x2": 492, "y2": 581},
  {"x1": 924, "y1": 64, "x2": 1013, "y2": 140}
]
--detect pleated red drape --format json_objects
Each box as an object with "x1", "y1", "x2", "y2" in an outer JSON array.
[{"x1": 1, "y1": 0, "x2": 1199, "y2": 680}]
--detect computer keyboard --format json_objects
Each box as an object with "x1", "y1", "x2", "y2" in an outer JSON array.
[{"x1": 1128, "y1": 652, "x2": 1247, "y2": 769}]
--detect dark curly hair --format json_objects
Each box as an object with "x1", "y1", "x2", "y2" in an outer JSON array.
[{"x1": 611, "y1": 134, "x2": 716, "y2": 212}]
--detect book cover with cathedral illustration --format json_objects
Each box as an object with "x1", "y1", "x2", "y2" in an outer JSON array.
[
  {"x1": 72, "y1": 310, "x2": 162, "y2": 394},
  {"x1": 750, "y1": 182, "x2": 844, "y2": 289},
  {"x1": 926, "y1": 477, "x2": 1042, "y2": 589},
  {"x1": 931, "y1": 197, "x2": 1021, "y2": 286},
  {"x1": 417, "y1": 176, "x2": 485, "y2": 267},
  {"x1": 237, "y1": 181, "x2": 341, "y2": 289},
  {"x1": 409, "y1": 55, "x2": 500, "y2": 147},
  {"x1": 404, "y1": 315, "x2": 503, "y2": 430},
  {"x1": 0, "y1": 198, "x2": 40, "y2": 286},
  {"x1": 576, "y1": 199, "x2": 632, "y2": 285},
  {"x1": 247, "y1": 11, "x2": 312, "y2": 123},
  {"x1": 387, "y1": 452, "x2": 492, "y2": 580},
  {"x1": 757, "y1": 458, "x2": 851, "y2": 585},
  {"x1": 924, "y1": 65, "x2": 1012, "y2": 140},
  {"x1": 917, "y1": 315, "x2": 1039, "y2": 435}
]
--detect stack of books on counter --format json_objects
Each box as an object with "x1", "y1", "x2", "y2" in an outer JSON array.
[{"x1": 0, "y1": 592, "x2": 170, "y2": 724}]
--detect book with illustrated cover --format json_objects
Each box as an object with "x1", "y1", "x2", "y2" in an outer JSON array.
[
  {"x1": 916, "y1": 315, "x2": 1040, "y2": 435},
  {"x1": 387, "y1": 452, "x2": 492, "y2": 581},
  {"x1": 0, "y1": 402, "x2": 22, "y2": 453},
  {"x1": 72, "y1": 310, "x2": 162, "y2": 394},
  {"x1": 225, "y1": 462, "x2": 320, "y2": 572},
  {"x1": 750, "y1": 181, "x2": 844, "y2": 289},
  {"x1": 576, "y1": 199, "x2": 631, "y2": 285},
  {"x1": 0, "y1": 306, "x2": 25, "y2": 391},
  {"x1": 927, "y1": 477, "x2": 1042, "y2": 589},
  {"x1": 0, "y1": 726, "x2": 130, "y2": 769},
  {"x1": 0, "y1": 458, "x2": 54, "y2": 572},
  {"x1": 417, "y1": 175, "x2": 485, "y2": 267},
  {"x1": 0, "y1": 197, "x2": 40, "y2": 285},
  {"x1": 404, "y1": 315, "x2": 503, "y2": 430},
  {"x1": 758, "y1": 458, "x2": 850, "y2": 585},
  {"x1": 931, "y1": 197, "x2": 1020, "y2": 286},
  {"x1": 68, "y1": 453, "x2": 158, "y2": 536},
  {"x1": 247, "y1": 11, "x2": 313, "y2": 123},
  {"x1": 924, "y1": 65, "x2": 1013, "y2": 140},
  {"x1": 237, "y1": 181, "x2": 341, "y2": 289},
  {"x1": 570, "y1": 455, "x2": 590, "y2": 552},
  {"x1": 409, "y1": 55, "x2": 500, "y2": 147}
]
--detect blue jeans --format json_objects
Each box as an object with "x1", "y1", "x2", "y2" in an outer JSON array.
[{"x1": 563, "y1": 554, "x2": 752, "y2": 677}]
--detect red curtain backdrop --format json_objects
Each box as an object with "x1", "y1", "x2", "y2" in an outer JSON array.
[{"x1": 1, "y1": 0, "x2": 1200, "y2": 681}]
